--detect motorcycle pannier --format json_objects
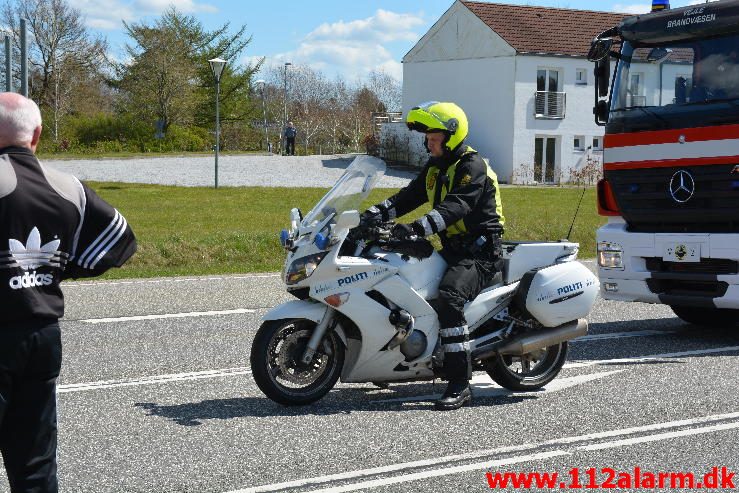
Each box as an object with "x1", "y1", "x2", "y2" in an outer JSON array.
[{"x1": 514, "y1": 262, "x2": 600, "y2": 327}]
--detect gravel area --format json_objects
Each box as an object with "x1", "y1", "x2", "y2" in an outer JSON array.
[{"x1": 42, "y1": 153, "x2": 414, "y2": 188}]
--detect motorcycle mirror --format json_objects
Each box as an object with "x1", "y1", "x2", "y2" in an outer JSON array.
[
  {"x1": 336, "y1": 210, "x2": 361, "y2": 230},
  {"x1": 587, "y1": 39, "x2": 613, "y2": 62}
]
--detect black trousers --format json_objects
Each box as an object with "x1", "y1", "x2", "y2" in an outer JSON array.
[
  {"x1": 436, "y1": 247, "x2": 500, "y2": 382},
  {"x1": 285, "y1": 137, "x2": 295, "y2": 155},
  {"x1": 0, "y1": 320, "x2": 61, "y2": 493}
]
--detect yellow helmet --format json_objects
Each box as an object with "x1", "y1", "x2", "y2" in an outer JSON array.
[{"x1": 406, "y1": 101, "x2": 469, "y2": 152}]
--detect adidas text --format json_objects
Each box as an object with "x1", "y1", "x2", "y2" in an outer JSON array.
[{"x1": 9, "y1": 271, "x2": 54, "y2": 290}]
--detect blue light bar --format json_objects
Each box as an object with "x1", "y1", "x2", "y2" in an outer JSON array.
[{"x1": 652, "y1": 0, "x2": 670, "y2": 11}]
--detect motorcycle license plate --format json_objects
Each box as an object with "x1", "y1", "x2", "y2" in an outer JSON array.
[{"x1": 663, "y1": 243, "x2": 700, "y2": 262}]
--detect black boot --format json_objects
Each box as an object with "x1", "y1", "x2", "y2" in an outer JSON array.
[{"x1": 434, "y1": 379, "x2": 471, "y2": 410}]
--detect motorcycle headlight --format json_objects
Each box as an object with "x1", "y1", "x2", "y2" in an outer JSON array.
[{"x1": 285, "y1": 252, "x2": 327, "y2": 285}]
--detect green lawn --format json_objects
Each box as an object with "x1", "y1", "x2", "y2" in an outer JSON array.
[{"x1": 89, "y1": 182, "x2": 606, "y2": 279}]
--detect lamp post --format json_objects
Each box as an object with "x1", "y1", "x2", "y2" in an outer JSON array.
[
  {"x1": 255, "y1": 79, "x2": 270, "y2": 154},
  {"x1": 208, "y1": 57, "x2": 226, "y2": 189},
  {"x1": 282, "y1": 62, "x2": 291, "y2": 155}
]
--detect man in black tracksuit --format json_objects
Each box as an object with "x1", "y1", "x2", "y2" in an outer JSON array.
[
  {"x1": 0, "y1": 93, "x2": 136, "y2": 492},
  {"x1": 365, "y1": 102, "x2": 504, "y2": 410}
]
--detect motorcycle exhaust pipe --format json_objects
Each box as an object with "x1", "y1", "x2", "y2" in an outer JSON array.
[{"x1": 474, "y1": 319, "x2": 588, "y2": 359}]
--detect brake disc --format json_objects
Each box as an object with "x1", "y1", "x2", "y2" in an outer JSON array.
[{"x1": 276, "y1": 329, "x2": 328, "y2": 385}]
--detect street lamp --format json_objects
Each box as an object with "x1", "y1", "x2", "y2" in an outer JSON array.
[
  {"x1": 282, "y1": 62, "x2": 292, "y2": 155},
  {"x1": 255, "y1": 79, "x2": 270, "y2": 154},
  {"x1": 208, "y1": 57, "x2": 227, "y2": 189}
]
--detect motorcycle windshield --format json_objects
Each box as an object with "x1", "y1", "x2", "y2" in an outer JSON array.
[{"x1": 301, "y1": 155, "x2": 386, "y2": 228}]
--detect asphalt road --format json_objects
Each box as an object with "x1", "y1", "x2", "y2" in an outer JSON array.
[{"x1": 2, "y1": 267, "x2": 739, "y2": 492}]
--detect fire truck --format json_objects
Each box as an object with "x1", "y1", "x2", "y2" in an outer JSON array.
[{"x1": 589, "y1": 0, "x2": 739, "y2": 326}]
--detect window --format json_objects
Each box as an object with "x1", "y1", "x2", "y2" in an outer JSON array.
[
  {"x1": 535, "y1": 68, "x2": 565, "y2": 118},
  {"x1": 534, "y1": 137, "x2": 558, "y2": 183},
  {"x1": 574, "y1": 136, "x2": 585, "y2": 151},
  {"x1": 576, "y1": 68, "x2": 587, "y2": 85},
  {"x1": 593, "y1": 137, "x2": 603, "y2": 151},
  {"x1": 627, "y1": 72, "x2": 646, "y2": 107}
]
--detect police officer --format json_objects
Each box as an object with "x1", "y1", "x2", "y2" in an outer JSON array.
[
  {"x1": 0, "y1": 93, "x2": 136, "y2": 492},
  {"x1": 364, "y1": 101, "x2": 504, "y2": 410}
]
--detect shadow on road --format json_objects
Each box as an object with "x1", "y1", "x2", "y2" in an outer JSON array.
[{"x1": 134, "y1": 382, "x2": 537, "y2": 425}]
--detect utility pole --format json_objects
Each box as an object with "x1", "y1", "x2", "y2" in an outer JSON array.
[
  {"x1": 282, "y1": 62, "x2": 291, "y2": 155},
  {"x1": 20, "y1": 19, "x2": 28, "y2": 96}
]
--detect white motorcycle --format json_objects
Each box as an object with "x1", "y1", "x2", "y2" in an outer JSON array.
[{"x1": 250, "y1": 156, "x2": 599, "y2": 405}]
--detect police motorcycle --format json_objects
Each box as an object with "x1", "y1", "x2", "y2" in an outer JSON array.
[{"x1": 250, "y1": 155, "x2": 599, "y2": 405}]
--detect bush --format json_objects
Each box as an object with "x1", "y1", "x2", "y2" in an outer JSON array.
[{"x1": 36, "y1": 114, "x2": 220, "y2": 154}]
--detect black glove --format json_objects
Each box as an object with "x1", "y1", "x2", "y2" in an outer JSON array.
[
  {"x1": 392, "y1": 222, "x2": 425, "y2": 240},
  {"x1": 360, "y1": 207, "x2": 382, "y2": 226}
]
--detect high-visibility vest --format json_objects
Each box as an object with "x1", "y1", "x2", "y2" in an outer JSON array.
[{"x1": 424, "y1": 147, "x2": 504, "y2": 237}]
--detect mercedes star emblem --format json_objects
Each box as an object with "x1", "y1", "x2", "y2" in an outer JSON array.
[{"x1": 669, "y1": 170, "x2": 695, "y2": 203}]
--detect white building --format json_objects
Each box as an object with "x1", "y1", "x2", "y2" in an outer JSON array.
[{"x1": 381, "y1": 1, "x2": 626, "y2": 184}]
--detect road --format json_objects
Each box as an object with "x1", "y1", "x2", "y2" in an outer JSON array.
[{"x1": 1, "y1": 268, "x2": 738, "y2": 492}]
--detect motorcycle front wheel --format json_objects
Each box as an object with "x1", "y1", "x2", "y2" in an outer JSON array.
[
  {"x1": 484, "y1": 342, "x2": 568, "y2": 391},
  {"x1": 250, "y1": 318, "x2": 345, "y2": 405}
]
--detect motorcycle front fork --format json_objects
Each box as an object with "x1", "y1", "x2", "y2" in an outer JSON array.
[{"x1": 300, "y1": 307, "x2": 335, "y2": 365}]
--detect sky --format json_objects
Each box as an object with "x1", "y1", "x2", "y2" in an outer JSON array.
[{"x1": 73, "y1": 0, "x2": 712, "y2": 81}]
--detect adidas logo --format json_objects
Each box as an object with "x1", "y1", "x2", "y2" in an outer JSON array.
[
  {"x1": 8, "y1": 227, "x2": 60, "y2": 270},
  {"x1": 9, "y1": 271, "x2": 54, "y2": 290},
  {"x1": 5, "y1": 227, "x2": 61, "y2": 290}
]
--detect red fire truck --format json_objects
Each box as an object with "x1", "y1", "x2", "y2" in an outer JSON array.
[{"x1": 589, "y1": 0, "x2": 739, "y2": 326}]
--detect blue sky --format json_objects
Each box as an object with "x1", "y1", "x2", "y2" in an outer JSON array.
[{"x1": 75, "y1": 0, "x2": 709, "y2": 81}]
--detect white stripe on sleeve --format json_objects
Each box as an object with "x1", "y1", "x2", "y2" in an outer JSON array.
[
  {"x1": 83, "y1": 213, "x2": 125, "y2": 269},
  {"x1": 77, "y1": 210, "x2": 120, "y2": 266}
]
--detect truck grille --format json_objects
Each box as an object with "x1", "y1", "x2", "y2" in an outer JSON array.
[
  {"x1": 605, "y1": 164, "x2": 739, "y2": 233},
  {"x1": 645, "y1": 258, "x2": 739, "y2": 275},
  {"x1": 646, "y1": 279, "x2": 729, "y2": 298}
]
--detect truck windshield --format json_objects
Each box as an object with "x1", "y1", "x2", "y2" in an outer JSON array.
[{"x1": 609, "y1": 35, "x2": 739, "y2": 131}]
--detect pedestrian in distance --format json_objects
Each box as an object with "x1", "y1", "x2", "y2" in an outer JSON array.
[
  {"x1": 0, "y1": 92, "x2": 137, "y2": 492},
  {"x1": 284, "y1": 121, "x2": 297, "y2": 156}
]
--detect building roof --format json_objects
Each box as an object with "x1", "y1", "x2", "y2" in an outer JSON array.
[{"x1": 461, "y1": 1, "x2": 629, "y2": 57}]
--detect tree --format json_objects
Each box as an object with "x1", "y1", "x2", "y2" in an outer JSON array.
[
  {"x1": 117, "y1": 8, "x2": 260, "y2": 137},
  {"x1": 2, "y1": 0, "x2": 109, "y2": 140},
  {"x1": 367, "y1": 70, "x2": 402, "y2": 112}
]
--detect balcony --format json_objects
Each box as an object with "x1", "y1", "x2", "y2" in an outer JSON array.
[{"x1": 534, "y1": 91, "x2": 566, "y2": 119}]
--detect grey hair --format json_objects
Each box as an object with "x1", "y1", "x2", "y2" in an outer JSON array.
[{"x1": 0, "y1": 93, "x2": 43, "y2": 145}]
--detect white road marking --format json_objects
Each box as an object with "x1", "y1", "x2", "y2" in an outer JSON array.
[
  {"x1": 64, "y1": 273, "x2": 280, "y2": 287},
  {"x1": 375, "y1": 370, "x2": 624, "y2": 404},
  {"x1": 57, "y1": 367, "x2": 251, "y2": 393},
  {"x1": 574, "y1": 329, "x2": 677, "y2": 342},
  {"x1": 232, "y1": 411, "x2": 739, "y2": 493},
  {"x1": 79, "y1": 308, "x2": 256, "y2": 323},
  {"x1": 564, "y1": 345, "x2": 739, "y2": 369},
  {"x1": 56, "y1": 344, "x2": 739, "y2": 395}
]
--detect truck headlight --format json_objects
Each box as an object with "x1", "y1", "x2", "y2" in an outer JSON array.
[
  {"x1": 597, "y1": 242, "x2": 624, "y2": 269},
  {"x1": 285, "y1": 252, "x2": 327, "y2": 285}
]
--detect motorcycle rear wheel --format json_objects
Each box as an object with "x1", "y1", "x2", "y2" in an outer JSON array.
[
  {"x1": 250, "y1": 318, "x2": 345, "y2": 405},
  {"x1": 484, "y1": 342, "x2": 568, "y2": 391}
]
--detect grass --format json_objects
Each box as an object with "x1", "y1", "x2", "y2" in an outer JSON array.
[{"x1": 88, "y1": 182, "x2": 606, "y2": 280}]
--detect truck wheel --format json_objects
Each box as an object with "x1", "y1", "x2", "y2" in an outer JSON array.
[{"x1": 670, "y1": 306, "x2": 739, "y2": 328}]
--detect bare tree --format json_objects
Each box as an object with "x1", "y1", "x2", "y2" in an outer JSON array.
[
  {"x1": 2, "y1": 0, "x2": 109, "y2": 140},
  {"x1": 269, "y1": 64, "x2": 331, "y2": 154},
  {"x1": 367, "y1": 70, "x2": 402, "y2": 112}
]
